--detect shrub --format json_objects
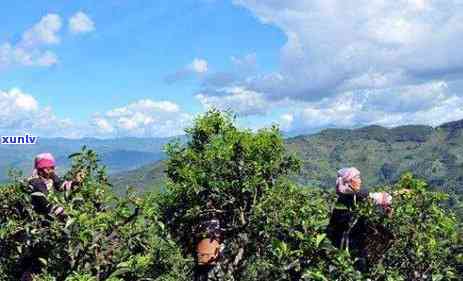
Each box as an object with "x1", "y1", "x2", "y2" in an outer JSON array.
[{"x1": 0, "y1": 147, "x2": 190, "y2": 281}]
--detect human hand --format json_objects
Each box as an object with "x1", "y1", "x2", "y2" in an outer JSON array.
[
  {"x1": 52, "y1": 206, "x2": 65, "y2": 216},
  {"x1": 384, "y1": 206, "x2": 393, "y2": 218},
  {"x1": 63, "y1": 181, "x2": 73, "y2": 191},
  {"x1": 370, "y1": 192, "x2": 392, "y2": 206}
]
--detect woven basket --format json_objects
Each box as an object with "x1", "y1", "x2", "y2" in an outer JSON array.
[{"x1": 363, "y1": 224, "x2": 394, "y2": 265}]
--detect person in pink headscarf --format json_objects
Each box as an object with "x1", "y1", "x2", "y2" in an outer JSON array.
[
  {"x1": 27, "y1": 152, "x2": 86, "y2": 217},
  {"x1": 327, "y1": 167, "x2": 397, "y2": 271},
  {"x1": 21, "y1": 153, "x2": 85, "y2": 281}
]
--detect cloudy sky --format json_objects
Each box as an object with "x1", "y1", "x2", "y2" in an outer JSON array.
[{"x1": 1, "y1": 0, "x2": 463, "y2": 138}]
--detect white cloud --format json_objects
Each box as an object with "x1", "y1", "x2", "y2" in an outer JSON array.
[
  {"x1": 35, "y1": 50, "x2": 59, "y2": 66},
  {"x1": 1, "y1": 11, "x2": 93, "y2": 70},
  {"x1": 366, "y1": 81, "x2": 450, "y2": 113},
  {"x1": 91, "y1": 99, "x2": 192, "y2": 137},
  {"x1": 279, "y1": 113, "x2": 294, "y2": 131},
  {"x1": 196, "y1": 86, "x2": 270, "y2": 116},
  {"x1": 165, "y1": 58, "x2": 209, "y2": 84},
  {"x1": 92, "y1": 118, "x2": 114, "y2": 134},
  {"x1": 0, "y1": 90, "x2": 192, "y2": 138},
  {"x1": 172, "y1": 0, "x2": 463, "y2": 133},
  {"x1": 69, "y1": 11, "x2": 95, "y2": 34},
  {"x1": 231, "y1": 53, "x2": 257, "y2": 73},
  {"x1": 0, "y1": 88, "x2": 74, "y2": 137},
  {"x1": 0, "y1": 14, "x2": 63, "y2": 69},
  {"x1": 20, "y1": 14, "x2": 62, "y2": 47},
  {"x1": 0, "y1": 90, "x2": 193, "y2": 138},
  {"x1": 189, "y1": 58, "x2": 208, "y2": 74},
  {"x1": 410, "y1": 0, "x2": 429, "y2": 11},
  {"x1": 0, "y1": 43, "x2": 59, "y2": 69},
  {"x1": 10, "y1": 89, "x2": 38, "y2": 111},
  {"x1": 232, "y1": 0, "x2": 463, "y2": 101},
  {"x1": 281, "y1": 81, "x2": 463, "y2": 133},
  {"x1": 0, "y1": 89, "x2": 39, "y2": 121},
  {"x1": 231, "y1": 53, "x2": 256, "y2": 66}
]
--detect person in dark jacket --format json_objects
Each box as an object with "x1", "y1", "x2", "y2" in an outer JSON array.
[
  {"x1": 20, "y1": 153, "x2": 84, "y2": 281},
  {"x1": 27, "y1": 153, "x2": 84, "y2": 218},
  {"x1": 326, "y1": 167, "x2": 393, "y2": 271}
]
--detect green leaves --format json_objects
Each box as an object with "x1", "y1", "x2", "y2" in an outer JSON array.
[
  {"x1": 359, "y1": 174, "x2": 463, "y2": 279},
  {"x1": 160, "y1": 111, "x2": 463, "y2": 280},
  {"x1": 0, "y1": 111, "x2": 462, "y2": 280},
  {"x1": 315, "y1": 234, "x2": 326, "y2": 248},
  {"x1": 0, "y1": 147, "x2": 190, "y2": 281}
]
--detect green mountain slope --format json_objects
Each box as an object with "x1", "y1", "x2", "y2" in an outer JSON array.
[
  {"x1": 112, "y1": 119, "x2": 463, "y2": 195},
  {"x1": 287, "y1": 121, "x2": 463, "y2": 193},
  {"x1": 110, "y1": 160, "x2": 166, "y2": 195}
]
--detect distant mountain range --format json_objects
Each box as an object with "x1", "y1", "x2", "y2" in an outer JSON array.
[
  {"x1": 0, "y1": 136, "x2": 185, "y2": 182},
  {"x1": 2, "y1": 119, "x2": 463, "y2": 200},
  {"x1": 287, "y1": 120, "x2": 463, "y2": 192},
  {"x1": 111, "y1": 119, "x2": 463, "y2": 199}
]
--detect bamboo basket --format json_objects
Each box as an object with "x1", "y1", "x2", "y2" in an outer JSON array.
[{"x1": 363, "y1": 223, "x2": 394, "y2": 265}]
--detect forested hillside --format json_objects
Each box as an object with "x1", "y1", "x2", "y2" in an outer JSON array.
[
  {"x1": 288, "y1": 119, "x2": 463, "y2": 192},
  {"x1": 113, "y1": 119, "x2": 463, "y2": 200}
]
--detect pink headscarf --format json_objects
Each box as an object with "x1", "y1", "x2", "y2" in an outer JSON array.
[
  {"x1": 34, "y1": 153, "x2": 56, "y2": 169},
  {"x1": 336, "y1": 167, "x2": 360, "y2": 194}
]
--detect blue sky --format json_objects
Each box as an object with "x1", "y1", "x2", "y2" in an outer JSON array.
[{"x1": 1, "y1": 0, "x2": 463, "y2": 138}]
